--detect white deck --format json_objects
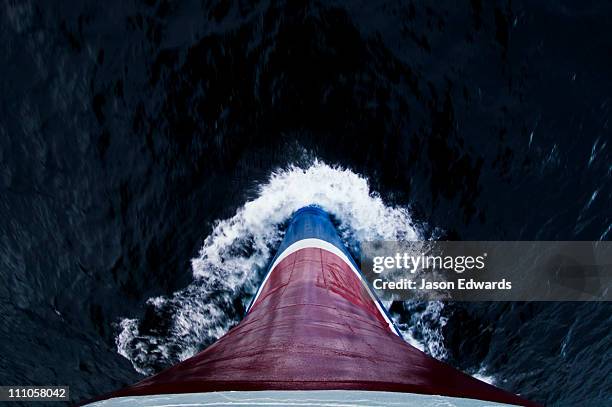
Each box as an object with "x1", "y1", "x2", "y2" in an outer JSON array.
[{"x1": 86, "y1": 390, "x2": 514, "y2": 406}]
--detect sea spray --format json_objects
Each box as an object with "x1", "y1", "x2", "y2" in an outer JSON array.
[{"x1": 116, "y1": 161, "x2": 431, "y2": 375}]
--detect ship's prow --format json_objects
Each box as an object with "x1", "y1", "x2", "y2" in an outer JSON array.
[{"x1": 84, "y1": 206, "x2": 538, "y2": 406}]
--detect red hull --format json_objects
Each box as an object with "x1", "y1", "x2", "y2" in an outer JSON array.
[{"x1": 88, "y1": 207, "x2": 538, "y2": 406}]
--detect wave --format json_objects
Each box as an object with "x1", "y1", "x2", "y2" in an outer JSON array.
[{"x1": 116, "y1": 160, "x2": 436, "y2": 375}]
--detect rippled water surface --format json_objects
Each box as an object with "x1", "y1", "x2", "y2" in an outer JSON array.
[{"x1": 1, "y1": 1, "x2": 610, "y2": 405}]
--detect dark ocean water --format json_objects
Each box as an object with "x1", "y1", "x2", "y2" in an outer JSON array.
[{"x1": 0, "y1": 0, "x2": 610, "y2": 406}]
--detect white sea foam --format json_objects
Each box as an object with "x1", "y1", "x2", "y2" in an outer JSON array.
[
  {"x1": 394, "y1": 301, "x2": 449, "y2": 360},
  {"x1": 472, "y1": 366, "x2": 497, "y2": 385},
  {"x1": 115, "y1": 160, "x2": 452, "y2": 376}
]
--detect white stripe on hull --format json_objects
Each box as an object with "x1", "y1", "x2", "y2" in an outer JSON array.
[{"x1": 247, "y1": 238, "x2": 399, "y2": 335}]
